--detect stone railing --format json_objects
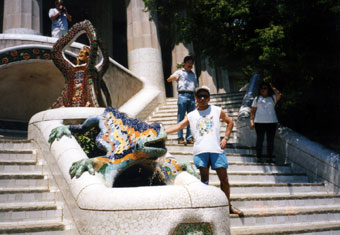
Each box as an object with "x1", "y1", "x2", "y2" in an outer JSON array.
[
  {"x1": 236, "y1": 75, "x2": 340, "y2": 193},
  {"x1": 28, "y1": 107, "x2": 230, "y2": 234}
]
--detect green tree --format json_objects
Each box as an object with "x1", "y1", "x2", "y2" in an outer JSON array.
[{"x1": 144, "y1": 0, "x2": 340, "y2": 150}]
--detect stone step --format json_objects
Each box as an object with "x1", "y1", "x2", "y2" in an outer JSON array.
[
  {"x1": 166, "y1": 92, "x2": 245, "y2": 101},
  {"x1": 155, "y1": 106, "x2": 241, "y2": 113},
  {"x1": 210, "y1": 172, "x2": 309, "y2": 183},
  {"x1": 0, "y1": 186, "x2": 50, "y2": 194},
  {"x1": 0, "y1": 201, "x2": 57, "y2": 212},
  {"x1": 148, "y1": 117, "x2": 238, "y2": 124},
  {"x1": 149, "y1": 111, "x2": 239, "y2": 119},
  {"x1": 0, "y1": 178, "x2": 49, "y2": 188},
  {"x1": 166, "y1": 144, "x2": 256, "y2": 154},
  {"x1": 0, "y1": 172, "x2": 45, "y2": 179},
  {"x1": 0, "y1": 139, "x2": 32, "y2": 150},
  {"x1": 166, "y1": 137, "x2": 238, "y2": 145},
  {"x1": 230, "y1": 193, "x2": 340, "y2": 209},
  {"x1": 169, "y1": 153, "x2": 290, "y2": 172},
  {"x1": 170, "y1": 151, "x2": 259, "y2": 159},
  {"x1": 0, "y1": 221, "x2": 65, "y2": 234},
  {"x1": 228, "y1": 182, "x2": 328, "y2": 195},
  {"x1": 171, "y1": 153, "x2": 271, "y2": 164},
  {"x1": 166, "y1": 131, "x2": 237, "y2": 140},
  {"x1": 0, "y1": 163, "x2": 44, "y2": 174},
  {"x1": 0, "y1": 203, "x2": 63, "y2": 223},
  {"x1": 230, "y1": 205, "x2": 340, "y2": 229},
  {"x1": 0, "y1": 129, "x2": 27, "y2": 139},
  {"x1": 163, "y1": 101, "x2": 243, "y2": 109},
  {"x1": 231, "y1": 220, "x2": 340, "y2": 235},
  {"x1": 0, "y1": 191, "x2": 56, "y2": 203},
  {"x1": 0, "y1": 150, "x2": 36, "y2": 162},
  {"x1": 160, "y1": 101, "x2": 242, "y2": 108},
  {"x1": 165, "y1": 94, "x2": 245, "y2": 103},
  {"x1": 158, "y1": 103, "x2": 242, "y2": 111},
  {"x1": 212, "y1": 163, "x2": 293, "y2": 174}
]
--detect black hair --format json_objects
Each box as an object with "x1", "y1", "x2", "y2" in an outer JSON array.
[
  {"x1": 183, "y1": 55, "x2": 194, "y2": 63},
  {"x1": 55, "y1": 0, "x2": 63, "y2": 6},
  {"x1": 258, "y1": 81, "x2": 274, "y2": 97}
]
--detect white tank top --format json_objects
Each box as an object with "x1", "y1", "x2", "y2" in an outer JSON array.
[{"x1": 188, "y1": 105, "x2": 223, "y2": 155}]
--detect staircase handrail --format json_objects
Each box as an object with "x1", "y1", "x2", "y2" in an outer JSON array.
[{"x1": 238, "y1": 74, "x2": 261, "y2": 119}]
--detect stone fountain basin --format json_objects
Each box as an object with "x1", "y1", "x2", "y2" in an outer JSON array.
[{"x1": 28, "y1": 107, "x2": 230, "y2": 234}]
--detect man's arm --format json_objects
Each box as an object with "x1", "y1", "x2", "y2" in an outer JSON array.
[
  {"x1": 165, "y1": 116, "x2": 189, "y2": 134},
  {"x1": 64, "y1": 9, "x2": 72, "y2": 22},
  {"x1": 167, "y1": 73, "x2": 179, "y2": 82},
  {"x1": 220, "y1": 109, "x2": 234, "y2": 149},
  {"x1": 49, "y1": 9, "x2": 61, "y2": 21}
]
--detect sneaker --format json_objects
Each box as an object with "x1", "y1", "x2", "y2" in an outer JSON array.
[
  {"x1": 178, "y1": 139, "x2": 186, "y2": 144},
  {"x1": 187, "y1": 139, "x2": 194, "y2": 144}
]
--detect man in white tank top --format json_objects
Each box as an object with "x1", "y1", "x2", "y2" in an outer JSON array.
[{"x1": 166, "y1": 86, "x2": 243, "y2": 216}]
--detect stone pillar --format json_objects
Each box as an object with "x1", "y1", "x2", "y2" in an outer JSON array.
[
  {"x1": 171, "y1": 43, "x2": 193, "y2": 98},
  {"x1": 198, "y1": 58, "x2": 218, "y2": 94},
  {"x1": 3, "y1": 0, "x2": 42, "y2": 35},
  {"x1": 126, "y1": 0, "x2": 165, "y2": 100}
]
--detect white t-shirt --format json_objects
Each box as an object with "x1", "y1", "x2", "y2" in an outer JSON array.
[
  {"x1": 171, "y1": 69, "x2": 198, "y2": 92},
  {"x1": 188, "y1": 105, "x2": 223, "y2": 155},
  {"x1": 49, "y1": 8, "x2": 68, "y2": 31},
  {"x1": 251, "y1": 95, "x2": 278, "y2": 123}
]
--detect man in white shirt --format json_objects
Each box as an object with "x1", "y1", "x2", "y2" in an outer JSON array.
[
  {"x1": 166, "y1": 86, "x2": 243, "y2": 215},
  {"x1": 167, "y1": 56, "x2": 198, "y2": 145},
  {"x1": 49, "y1": 0, "x2": 72, "y2": 39}
]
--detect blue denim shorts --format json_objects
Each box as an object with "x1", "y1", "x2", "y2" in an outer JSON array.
[{"x1": 193, "y1": 152, "x2": 229, "y2": 170}]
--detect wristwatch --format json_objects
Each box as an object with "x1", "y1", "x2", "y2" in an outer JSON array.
[{"x1": 224, "y1": 136, "x2": 229, "y2": 141}]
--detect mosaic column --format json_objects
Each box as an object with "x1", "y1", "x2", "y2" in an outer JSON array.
[
  {"x1": 3, "y1": 0, "x2": 42, "y2": 35},
  {"x1": 126, "y1": 0, "x2": 165, "y2": 100}
]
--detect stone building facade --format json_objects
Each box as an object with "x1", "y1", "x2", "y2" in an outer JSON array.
[{"x1": 0, "y1": 0, "x2": 242, "y2": 98}]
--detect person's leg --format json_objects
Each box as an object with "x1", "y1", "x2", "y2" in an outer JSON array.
[
  {"x1": 210, "y1": 152, "x2": 242, "y2": 215},
  {"x1": 177, "y1": 94, "x2": 185, "y2": 142},
  {"x1": 199, "y1": 167, "x2": 210, "y2": 185},
  {"x1": 215, "y1": 168, "x2": 231, "y2": 204},
  {"x1": 254, "y1": 123, "x2": 265, "y2": 162},
  {"x1": 186, "y1": 94, "x2": 196, "y2": 141},
  {"x1": 194, "y1": 153, "x2": 210, "y2": 184},
  {"x1": 215, "y1": 167, "x2": 242, "y2": 215},
  {"x1": 51, "y1": 28, "x2": 61, "y2": 38},
  {"x1": 266, "y1": 123, "x2": 277, "y2": 162}
]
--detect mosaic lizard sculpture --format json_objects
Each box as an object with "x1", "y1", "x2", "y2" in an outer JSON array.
[
  {"x1": 51, "y1": 20, "x2": 111, "y2": 108},
  {"x1": 48, "y1": 107, "x2": 198, "y2": 187}
]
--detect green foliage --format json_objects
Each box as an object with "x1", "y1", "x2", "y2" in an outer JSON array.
[
  {"x1": 144, "y1": 0, "x2": 340, "y2": 149},
  {"x1": 73, "y1": 127, "x2": 105, "y2": 158}
]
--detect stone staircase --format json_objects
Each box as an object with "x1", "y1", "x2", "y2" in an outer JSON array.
[
  {"x1": 0, "y1": 138, "x2": 68, "y2": 234},
  {"x1": 147, "y1": 92, "x2": 340, "y2": 235}
]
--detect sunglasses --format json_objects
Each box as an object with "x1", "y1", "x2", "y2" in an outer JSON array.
[
  {"x1": 196, "y1": 94, "x2": 210, "y2": 99},
  {"x1": 260, "y1": 87, "x2": 268, "y2": 90}
]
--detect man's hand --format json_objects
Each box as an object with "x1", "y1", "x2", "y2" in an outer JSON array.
[
  {"x1": 69, "y1": 159, "x2": 95, "y2": 179},
  {"x1": 48, "y1": 126, "x2": 72, "y2": 144},
  {"x1": 220, "y1": 137, "x2": 228, "y2": 149}
]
